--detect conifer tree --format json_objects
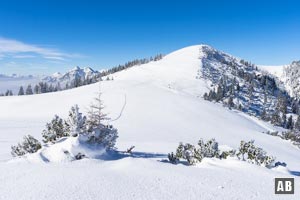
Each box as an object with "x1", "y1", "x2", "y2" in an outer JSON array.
[
  {"x1": 11, "y1": 135, "x2": 41, "y2": 157},
  {"x1": 286, "y1": 115, "x2": 294, "y2": 130},
  {"x1": 34, "y1": 84, "x2": 39, "y2": 94},
  {"x1": 42, "y1": 115, "x2": 67, "y2": 143},
  {"x1": 295, "y1": 116, "x2": 300, "y2": 131},
  {"x1": 86, "y1": 88, "x2": 109, "y2": 130},
  {"x1": 18, "y1": 86, "x2": 24, "y2": 95},
  {"x1": 65, "y1": 105, "x2": 86, "y2": 137},
  {"x1": 26, "y1": 84, "x2": 33, "y2": 95}
]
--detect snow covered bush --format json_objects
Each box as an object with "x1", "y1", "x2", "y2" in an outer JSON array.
[
  {"x1": 219, "y1": 151, "x2": 230, "y2": 159},
  {"x1": 42, "y1": 115, "x2": 68, "y2": 143},
  {"x1": 84, "y1": 125, "x2": 118, "y2": 150},
  {"x1": 11, "y1": 135, "x2": 41, "y2": 157},
  {"x1": 176, "y1": 143, "x2": 199, "y2": 165},
  {"x1": 65, "y1": 105, "x2": 87, "y2": 137},
  {"x1": 237, "y1": 140, "x2": 275, "y2": 167},
  {"x1": 169, "y1": 138, "x2": 276, "y2": 168},
  {"x1": 168, "y1": 152, "x2": 179, "y2": 164},
  {"x1": 199, "y1": 138, "x2": 219, "y2": 158},
  {"x1": 281, "y1": 131, "x2": 300, "y2": 145},
  {"x1": 170, "y1": 138, "x2": 221, "y2": 165}
]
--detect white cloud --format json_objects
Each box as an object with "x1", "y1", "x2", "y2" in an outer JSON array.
[
  {"x1": 12, "y1": 54, "x2": 36, "y2": 59},
  {"x1": 0, "y1": 37, "x2": 80, "y2": 61}
]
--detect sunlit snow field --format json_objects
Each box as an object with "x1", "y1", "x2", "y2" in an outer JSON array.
[{"x1": 0, "y1": 46, "x2": 299, "y2": 200}]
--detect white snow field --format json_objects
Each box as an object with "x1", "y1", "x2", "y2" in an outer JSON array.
[{"x1": 0, "y1": 45, "x2": 299, "y2": 200}]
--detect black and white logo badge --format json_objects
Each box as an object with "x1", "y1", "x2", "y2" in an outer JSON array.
[{"x1": 275, "y1": 178, "x2": 294, "y2": 194}]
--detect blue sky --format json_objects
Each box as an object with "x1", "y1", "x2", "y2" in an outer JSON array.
[{"x1": 0, "y1": 0, "x2": 299, "y2": 75}]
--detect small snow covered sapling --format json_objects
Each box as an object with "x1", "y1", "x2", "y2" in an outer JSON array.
[
  {"x1": 65, "y1": 105, "x2": 87, "y2": 137},
  {"x1": 11, "y1": 135, "x2": 41, "y2": 157},
  {"x1": 85, "y1": 88, "x2": 118, "y2": 150}
]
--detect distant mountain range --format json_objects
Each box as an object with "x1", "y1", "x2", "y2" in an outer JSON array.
[
  {"x1": 0, "y1": 66, "x2": 100, "y2": 93},
  {"x1": 42, "y1": 66, "x2": 99, "y2": 86}
]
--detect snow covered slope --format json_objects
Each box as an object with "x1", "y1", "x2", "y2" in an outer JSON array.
[{"x1": 0, "y1": 45, "x2": 299, "y2": 200}]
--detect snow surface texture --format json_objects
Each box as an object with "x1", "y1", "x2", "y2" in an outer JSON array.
[{"x1": 0, "y1": 45, "x2": 299, "y2": 199}]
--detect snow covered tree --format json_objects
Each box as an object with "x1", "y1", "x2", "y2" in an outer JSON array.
[
  {"x1": 86, "y1": 90, "x2": 109, "y2": 131},
  {"x1": 271, "y1": 110, "x2": 281, "y2": 126},
  {"x1": 5, "y1": 90, "x2": 13, "y2": 96},
  {"x1": 26, "y1": 84, "x2": 33, "y2": 95},
  {"x1": 291, "y1": 99, "x2": 299, "y2": 114},
  {"x1": 227, "y1": 96, "x2": 234, "y2": 109},
  {"x1": 42, "y1": 115, "x2": 68, "y2": 143},
  {"x1": 261, "y1": 109, "x2": 268, "y2": 121},
  {"x1": 34, "y1": 84, "x2": 39, "y2": 94},
  {"x1": 11, "y1": 135, "x2": 41, "y2": 157},
  {"x1": 286, "y1": 115, "x2": 294, "y2": 130},
  {"x1": 175, "y1": 142, "x2": 184, "y2": 158},
  {"x1": 294, "y1": 116, "x2": 300, "y2": 131},
  {"x1": 282, "y1": 114, "x2": 287, "y2": 128},
  {"x1": 18, "y1": 86, "x2": 24, "y2": 95},
  {"x1": 276, "y1": 94, "x2": 288, "y2": 114},
  {"x1": 216, "y1": 84, "x2": 224, "y2": 102},
  {"x1": 65, "y1": 105, "x2": 87, "y2": 137},
  {"x1": 85, "y1": 87, "x2": 118, "y2": 150}
]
